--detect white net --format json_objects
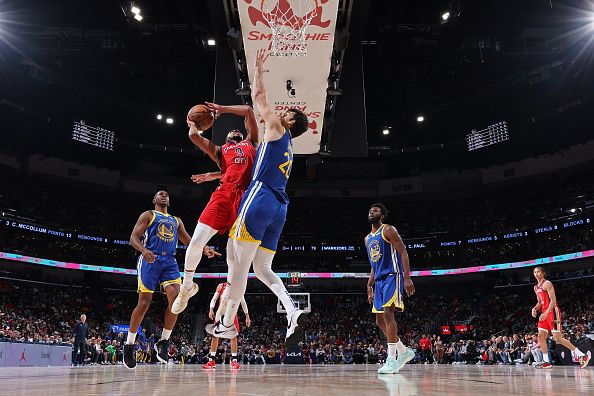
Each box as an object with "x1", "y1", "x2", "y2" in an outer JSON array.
[{"x1": 260, "y1": 0, "x2": 318, "y2": 58}]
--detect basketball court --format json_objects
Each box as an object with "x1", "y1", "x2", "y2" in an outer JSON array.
[{"x1": 1, "y1": 364, "x2": 592, "y2": 395}]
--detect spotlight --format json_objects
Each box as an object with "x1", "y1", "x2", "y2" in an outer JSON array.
[
  {"x1": 441, "y1": 12, "x2": 450, "y2": 21},
  {"x1": 134, "y1": 14, "x2": 143, "y2": 21},
  {"x1": 166, "y1": 118, "x2": 174, "y2": 124},
  {"x1": 382, "y1": 128, "x2": 390, "y2": 135},
  {"x1": 131, "y1": 6, "x2": 141, "y2": 15},
  {"x1": 417, "y1": 115, "x2": 424, "y2": 122},
  {"x1": 207, "y1": 39, "x2": 216, "y2": 46},
  {"x1": 157, "y1": 114, "x2": 163, "y2": 120}
]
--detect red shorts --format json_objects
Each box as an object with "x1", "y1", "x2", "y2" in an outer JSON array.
[
  {"x1": 199, "y1": 187, "x2": 244, "y2": 234},
  {"x1": 538, "y1": 306, "x2": 562, "y2": 333}
]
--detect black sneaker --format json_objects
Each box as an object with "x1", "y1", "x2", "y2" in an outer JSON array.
[
  {"x1": 123, "y1": 344, "x2": 136, "y2": 370},
  {"x1": 285, "y1": 309, "x2": 307, "y2": 348},
  {"x1": 154, "y1": 339, "x2": 169, "y2": 363}
]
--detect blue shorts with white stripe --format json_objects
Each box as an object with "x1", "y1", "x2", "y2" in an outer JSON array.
[{"x1": 229, "y1": 180, "x2": 287, "y2": 252}]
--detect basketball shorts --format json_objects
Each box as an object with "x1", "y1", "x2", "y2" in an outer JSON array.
[
  {"x1": 538, "y1": 306, "x2": 562, "y2": 333},
  {"x1": 372, "y1": 274, "x2": 404, "y2": 313},
  {"x1": 199, "y1": 187, "x2": 245, "y2": 234},
  {"x1": 229, "y1": 181, "x2": 287, "y2": 252},
  {"x1": 137, "y1": 254, "x2": 181, "y2": 293}
]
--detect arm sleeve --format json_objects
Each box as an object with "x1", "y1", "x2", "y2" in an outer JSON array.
[
  {"x1": 209, "y1": 291, "x2": 220, "y2": 309},
  {"x1": 240, "y1": 297, "x2": 249, "y2": 314}
]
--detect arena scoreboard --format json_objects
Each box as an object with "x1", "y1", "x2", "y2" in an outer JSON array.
[
  {"x1": 72, "y1": 120, "x2": 116, "y2": 151},
  {"x1": 466, "y1": 121, "x2": 508, "y2": 151}
]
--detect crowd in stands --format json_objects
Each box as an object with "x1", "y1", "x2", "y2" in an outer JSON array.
[
  {"x1": 1, "y1": 166, "x2": 592, "y2": 271},
  {"x1": 1, "y1": 270, "x2": 592, "y2": 366}
]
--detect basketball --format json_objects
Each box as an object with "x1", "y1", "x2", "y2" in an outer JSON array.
[{"x1": 188, "y1": 104, "x2": 214, "y2": 131}]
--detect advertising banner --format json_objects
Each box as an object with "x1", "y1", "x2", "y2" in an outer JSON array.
[
  {"x1": 237, "y1": 0, "x2": 340, "y2": 154},
  {"x1": 109, "y1": 324, "x2": 141, "y2": 334},
  {"x1": 0, "y1": 341, "x2": 72, "y2": 367}
]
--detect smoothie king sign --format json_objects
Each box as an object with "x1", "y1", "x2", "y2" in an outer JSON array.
[{"x1": 237, "y1": 0, "x2": 340, "y2": 154}]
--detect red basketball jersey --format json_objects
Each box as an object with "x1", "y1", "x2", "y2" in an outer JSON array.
[
  {"x1": 220, "y1": 140, "x2": 256, "y2": 191},
  {"x1": 534, "y1": 281, "x2": 553, "y2": 311},
  {"x1": 219, "y1": 282, "x2": 227, "y2": 304}
]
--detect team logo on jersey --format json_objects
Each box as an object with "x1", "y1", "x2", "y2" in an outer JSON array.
[
  {"x1": 157, "y1": 221, "x2": 175, "y2": 243},
  {"x1": 234, "y1": 147, "x2": 248, "y2": 164},
  {"x1": 369, "y1": 240, "x2": 382, "y2": 262}
]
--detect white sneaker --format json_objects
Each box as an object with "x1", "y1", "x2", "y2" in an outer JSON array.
[
  {"x1": 171, "y1": 283, "x2": 199, "y2": 314},
  {"x1": 285, "y1": 309, "x2": 307, "y2": 347},
  {"x1": 205, "y1": 321, "x2": 238, "y2": 339}
]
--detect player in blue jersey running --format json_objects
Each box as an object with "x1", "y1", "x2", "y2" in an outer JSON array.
[
  {"x1": 365, "y1": 203, "x2": 416, "y2": 374},
  {"x1": 123, "y1": 191, "x2": 218, "y2": 369},
  {"x1": 206, "y1": 49, "x2": 309, "y2": 346}
]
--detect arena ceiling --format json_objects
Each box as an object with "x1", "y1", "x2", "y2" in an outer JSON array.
[{"x1": 0, "y1": 0, "x2": 593, "y2": 177}]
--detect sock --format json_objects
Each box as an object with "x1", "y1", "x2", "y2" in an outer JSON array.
[
  {"x1": 573, "y1": 348, "x2": 585, "y2": 357},
  {"x1": 182, "y1": 223, "x2": 217, "y2": 290},
  {"x1": 126, "y1": 331, "x2": 136, "y2": 345},
  {"x1": 388, "y1": 343, "x2": 397, "y2": 360},
  {"x1": 543, "y1": 354, "x2": 550, "y2": 363},
  {"x1": 161, "y1": 328, "x2": 172, "y2": 340},
  {"x1": 253, "y1": 249, "x2": 297, "y2": 315},
  {"x1": 395, "y1": 340, "x2": 407, "y2": 354},
  {"x1": 210, "y1": 351, "x2": 216, "y2": 357},
  {"x1": 182, "y1": 271, "x2": 196, "y2": 290},
  {"x1": 272, "y1": 284, "x2": 297, "y2": 315},
  {"x1": 232, "y1": 353, "x2": 237, "y2": 357},
  {"x1": 226, "y1": 239, "x2": 257, "y2": 300},
  {"x1": 222, "y1": 299, "x2": 241, "y2": 327},
  {"x1": 215, "y1": 285, "x2": 230, "y2": 322}
]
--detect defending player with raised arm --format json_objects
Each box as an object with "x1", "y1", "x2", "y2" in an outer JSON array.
[
  {"x1": 123, "y1": 191, "x2": 218, "y2": 369},
  {"x1": 206, "y1": 49, "x2": 309, "y2": 347},
  {"x1": 531, "y1": 266, "x2": 590, "y2": 369},
  {"x1": 366, "y1": 203, "x2": 416, "y2": 374},
  {"x1": 171, "y1": 103, "x2": 259, "y2": 315},
  {"x1": 203, "y1": 283, "x2": 251, "y2": 370}
]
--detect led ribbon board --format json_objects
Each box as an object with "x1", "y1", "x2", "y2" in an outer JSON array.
[{"x1": 1, "y1": 250, "x2": 591, "y2": 278}]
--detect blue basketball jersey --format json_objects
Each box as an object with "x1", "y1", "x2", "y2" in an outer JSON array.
[
  {"x1": 365, "y1": 224, "x2": 403, "y2": 280},
  {"x1": 143, "y1": 210, "x2": 179, "y2": 254},
  {"x1": 251, "y1": 129, "x2": 293, "y2": 203}
]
